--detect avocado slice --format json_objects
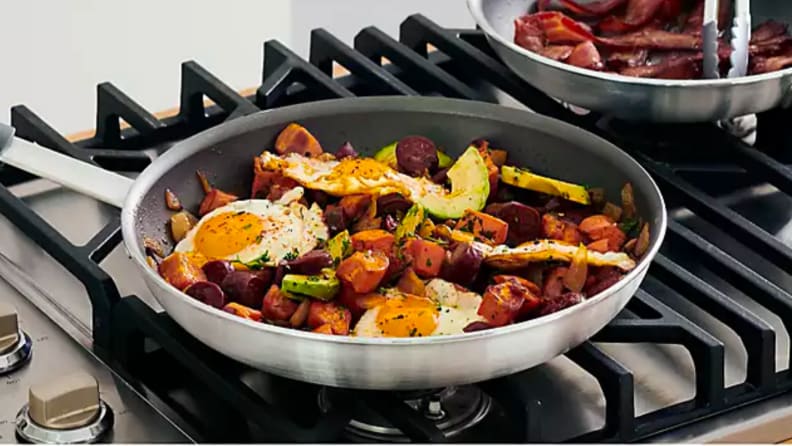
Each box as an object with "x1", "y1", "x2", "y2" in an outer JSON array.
[
  {"x1": 281, "y1": 269, "x2": 340, "y2": 301},
  {"x1": 373, "y1": 142, "x2": 454, "y2": 170},
  {"x1": 437, "y1": 150, "x2": 454, "y2": 169},
  {"x1": 416, "y1": 146, "x2": 489, "y2": 219},
  {"x1": 325, "y1": 230, "x2": 353, "y2": 267},
  {"x1": 395, "y1": 204, "x2": 425, "y2": 242},
  {"x1": 501, "y1": 166, "x2": 590, "y2": 205},
  {"x1": 373, "y1": 142, "x2": 399, "y2": 169}
]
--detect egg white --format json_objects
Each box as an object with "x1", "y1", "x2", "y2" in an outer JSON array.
[
  {"x1": 352, "y1": 279, "x2": 485, "y2": 338},
  {"x1": 174, "y1": 188, "x2": 328, "y2": 266},
  {"x1": 258, "y1": 151, "x2": 446, "y2": 200}
]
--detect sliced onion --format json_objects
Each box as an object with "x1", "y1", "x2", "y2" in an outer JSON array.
[
  {"x1": 602, "y1": 202, "x2": 623, "y2": 221},
  {"x1": 621, "y1": 182, "x2": 636, "y2": 220},
  {"x1": 634, "y1": 223, "x2": 651, "y2": 257},
  {"x1": 562, "y1": 244, "x2": 588, "y2": 293}
]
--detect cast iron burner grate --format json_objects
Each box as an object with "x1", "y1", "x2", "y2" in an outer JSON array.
[{"x1": 2, "y1": 14, "x2": 792, "y2": 443}]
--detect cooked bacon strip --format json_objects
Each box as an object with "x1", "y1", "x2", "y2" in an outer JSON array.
[
  {"x1": 539, "y1": 45, "x2": 575, "y2": 60},
  {"x1": 606, "y1": 48, "x2": 649, "y2": 69},
  {"x1": 750, "y1": 49, "x2": 792, "y2": 74},
  {"x1": 682, "y1": 0, "x2": 730, "y2": 34},
  {"x1": 536, "y1": 11, "x2": 596, "y2": 44},
  {"x1": 598, "y1": 0, "x2": 665, "y2": 34},
  {"x1": 620, "y1": 53, "x2": 701, "y2": 78},
  {"x1": 514, "y1": 15, "x2": 545, "y2": 52},
  {"x1": 752, "y1": 21, "x2": 789, "y2": 44},
  {"x1": 658, "y1": 0, "x2": 682, "y2": 20},
  {"x1": 599, "y1": 29, "x2": 701, "y2": 50},
  {"x1": 567, "y1": 41, "x2": 604, "y2": 69},
  {"x1": 551, "y1": 0, "x2": 628, "y2": 17},
  {"x1": 749, "y1": 35, "x2": 792, "y2": 56}
]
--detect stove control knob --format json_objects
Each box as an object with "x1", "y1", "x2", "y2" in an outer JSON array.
[
  {"x1": 16, "y1": 371, "x2": 114, "y2": 443},
  {"x1": 0, "y1": 302, "x2": 32, "y2": 375}
]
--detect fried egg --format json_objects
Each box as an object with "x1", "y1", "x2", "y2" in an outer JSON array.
[
  {"x1": 258, "y1": 151, "x2": 446, "y2": 200},
  {"x1": 352, "y1": 279, "x2": 485, "y2": 338},
  {"x1": 174, "y1": 187, "x2": 328, "y2": 267},
  {"x1": 479, "y1": 239, "x2": 636, "y2": 271}
]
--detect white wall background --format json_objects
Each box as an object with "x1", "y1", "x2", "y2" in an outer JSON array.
[{"x1": 0, "y1": 0, "x2": 472, "y2": 136}]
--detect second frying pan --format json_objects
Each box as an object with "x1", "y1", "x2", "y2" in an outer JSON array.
[{"x1": 468, "y1": 0, "x2": 792, "y2": 122}]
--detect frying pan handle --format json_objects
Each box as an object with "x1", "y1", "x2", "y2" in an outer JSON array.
[{"x1": 0, "y1": 123, "x2": 132, "y2": 208}]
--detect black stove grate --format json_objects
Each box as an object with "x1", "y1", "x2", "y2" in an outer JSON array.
[{"x1": 1, "y1": 14, "x2": 792, "y2": 442}]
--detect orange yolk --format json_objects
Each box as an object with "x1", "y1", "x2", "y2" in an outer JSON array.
[
  {"x1": 194, "y1": 211, "x2": 264, "y2": 259},
  {"x1": 328, "y1": 158, "x2": 389, "y2": 180},
  {"x1": 375, "y1": 294, "x2": 439, "y2": 337}
]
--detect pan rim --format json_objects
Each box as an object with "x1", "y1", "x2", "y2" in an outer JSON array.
[
  {"x1": 121, "y1": 96, "x2": 667, "y2": 346},
  {"x1": 467, "y1": 0, "x2": 792, "y2": 88}
]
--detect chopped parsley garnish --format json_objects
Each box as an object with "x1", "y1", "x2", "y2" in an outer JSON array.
[
  {"x1": 242, "y1": 223, "x2": 252, "y2": 230},
  {"x1": 619, "y1": 218, "x2": 640, "y2": 236},
  {"x1": 284, "y1": 248, "x2": 300, "y2": 261},
  {"x1": 233, "y1": 251, "x2": 270, "y2": 270}
]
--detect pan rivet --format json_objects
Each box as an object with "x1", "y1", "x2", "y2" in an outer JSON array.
[{"x1": 422, "y1": 396, "x2": 446, "y2": 421}]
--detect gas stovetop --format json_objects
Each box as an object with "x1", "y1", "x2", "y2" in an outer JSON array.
[{"x1": 2, "y1": 14, "x2": 792, "y2": 443}]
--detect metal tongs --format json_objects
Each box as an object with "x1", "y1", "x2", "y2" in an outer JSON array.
[
  {"x1": 702, "y1": 0, "x2": 751, "y2": 79},
  {"x1": 704, "y1": 0, "x2": 755, "y2": 141}
]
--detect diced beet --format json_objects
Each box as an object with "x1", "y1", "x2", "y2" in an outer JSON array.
[
  {"x1": 335, "y1": 141, "x2": 359, "y2": 159},
  {"x1": 485, "y1": 202, "x2": 542, "y2": 245},
  {"x1": 431, "y1": 168, "x2": 449, "y2": 184},
  {"x1": 324, "y1": 204, "x2": 348, "y2": 235},
  {"x1": 383, "y1": 214, "x2": 398, "y2": 232},
  {"x1": 538, "y1": 292, "x2": 584, "y2": 316},
  {"x1": 201, "y1": 260, "x2": 234, "y2": 285},
  {"x1": 463, "y1": 321, "x2": 493, "y2": 332},
  {"x1": 440, "y1": 242, "x2": 485, "y2": 286},
  {"x1": 396, "y1": 136, "x2": 438, "y2": 176},
  {"x1": 584, "y1": 267, "x2": 623, "y2": 296},
  {"x1": 376, "y1": 193, "x2": 411, "y2": 216},
  {"x1": 308, "y1": 190, "x2": 330, "y2": 207},
  {"x1": 185, "y1": 281, "x2": 227, "y2": 309},
  {"x1": 221, "y1": 271, "x2": 270, "y2": 308},
  {"x1": 261, "y1": 285, "x2": 299, "y2": 321},
  {"x1": 285, "y1": 250, "x2": 333, "y2": 275},
  {"x1": 273, "y1": 265, "x2": 287, "y2": 286}
]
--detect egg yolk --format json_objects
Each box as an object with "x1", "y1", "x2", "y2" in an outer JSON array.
[
  {"x1": 375, "y1": 294, "x2": 439, "y2": 337},
  {"x1": 194, "y1": 211, "x2": 264, "y2": 259},
  {"x1": 327, "y1": 158, "x2": 391, "y2": 182}
]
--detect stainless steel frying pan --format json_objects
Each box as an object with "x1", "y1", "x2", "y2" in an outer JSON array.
[
  {"x1": 0, "y1": 97, "x2": 667, "y2": 390},
  {"x1": 468, "y1": 0, "x2": 792, "y2": 122}
]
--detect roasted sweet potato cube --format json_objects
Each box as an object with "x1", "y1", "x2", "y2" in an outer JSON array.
[
  {"x1": 404, "y1": 239, "x2": 446, "y2": 278},
  {"x1": 274, "y1": 123, "x2": 323, "y2": 157},
  {"x1": 307, "y1": 301, "x2": 352, "y2": 335},
  {"x1": 455, "y1": 210, "x2": 509, "y2": 245},
  {"x1": 336, "y1": 251, "x2": 389, "y2": 293},
  {"x1": 351, "y1": 230, "x2": 395, "y2": 255},
  {"x1": 159, "y1": 252, "x2": 206, "y2": 290}
]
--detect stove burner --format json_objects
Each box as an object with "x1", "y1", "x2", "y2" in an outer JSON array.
[{"x1": 318, "y1": 386, "x2": 491, "y2": 442}]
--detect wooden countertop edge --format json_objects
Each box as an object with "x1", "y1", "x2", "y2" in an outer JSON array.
[{"x1": 64, "y1": 55, "x2": 378, "y2": 143}]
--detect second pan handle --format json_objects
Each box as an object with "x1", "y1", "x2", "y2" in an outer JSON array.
[{"x1": 0, "y1": 123, "x2": 133, "y2": 209}]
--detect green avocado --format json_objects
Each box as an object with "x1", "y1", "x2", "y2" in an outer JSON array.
[
  {"x1": 395, "y1": 204, "x2": 425, "y2": 242},
  {"x1": 500, "y1": 165, "x2": 590, "y2": 205},
  {"x1": 281, "y1": 270, "x2": 340, "y2": 301},
  {"x1": 325, "y1": 230, "x2": 353, "y2": 267},
  {"x1": 373, "y1": 142, "x2": 455, "y2": 170},
  {"x1": 416, "y1": 146, "x2": 489, "y2": 219}
]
